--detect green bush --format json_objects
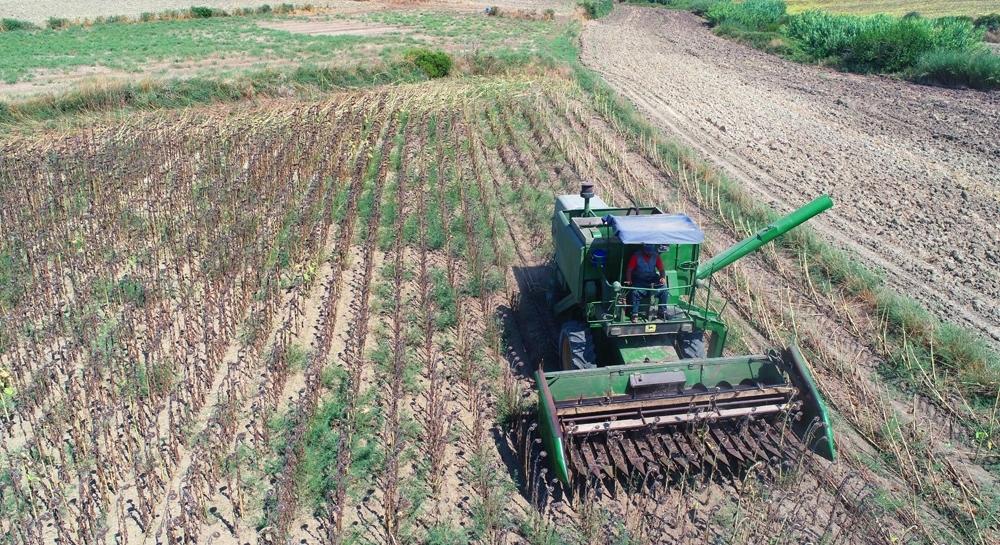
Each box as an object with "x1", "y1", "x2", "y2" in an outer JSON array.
[
  {"x1": 707, "y1": 0, "x2": 786, "y2": 31},
  {"x1": 784, "y1": 11, "x2": 984, "y2": 73},
  {"x1": 910, "y1": 48, "x2": 1000, "y2": 90},
  {"x1": 975, "y1": 13, "x2": 1000, "y2": 32},
  {"x1": 405, "y1": 48, "x2": 452, "y2": 78},
  {"x1": 0, "y1": 18, "x2": 37, "y2": 32},
  {"x1": 846, "y1": 17, "x2": 943, "y2": 72},
  {"x1": 46, "y1": 17, "x2": 69, "y2": 30},
  {"x1": 190, "y1": 6, "x2": 217, "y2": 18},
  {"x1": 578, "y1": 0, "x2": 613, "y2": 19}
]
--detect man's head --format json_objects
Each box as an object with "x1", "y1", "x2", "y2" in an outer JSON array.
[{"x1": 642, "y1": 243, "x2": 657, "y2": 256}]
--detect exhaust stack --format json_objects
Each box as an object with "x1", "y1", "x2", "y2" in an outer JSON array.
[{"x1": 581, "y1": 182, "x2": 595, "y2": 216}]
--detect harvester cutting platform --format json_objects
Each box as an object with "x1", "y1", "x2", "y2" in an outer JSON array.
[{"x1": 535, "y1": 184, "x2": 837, "y2": 485}]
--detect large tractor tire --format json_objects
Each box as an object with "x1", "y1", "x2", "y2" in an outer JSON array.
[{"x1": 559, "y1": 321, "x2": 596, "y2": 370}]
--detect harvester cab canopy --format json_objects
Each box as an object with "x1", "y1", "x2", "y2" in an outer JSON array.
[{"x1": 603, "y1": 214, "x2": 705, "y2": 245}]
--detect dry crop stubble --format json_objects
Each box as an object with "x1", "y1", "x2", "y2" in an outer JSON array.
[{"x1": 2, "y1": 72, "x2": 994, "y2": 545}]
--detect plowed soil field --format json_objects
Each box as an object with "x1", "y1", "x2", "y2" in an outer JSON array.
[{"x1": 581, "y1": 5, "x2": 1000, "y2": 346}]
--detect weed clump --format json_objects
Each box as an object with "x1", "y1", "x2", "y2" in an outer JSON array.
[
  {"x1": 405, "y1": 48, "x2": 453, "y2": 78},
  {"x1": 189, "y1": 6, "x2": 218, "y2": 19},
  {"x1": 578, "y1": 0, "x2": 613, "y2": 20},
  {"x1": 785, "y1": 11, "x2": 985, "y2": 73},
  {"x1": 46, "y1": 17, "x2": 69, "y2": 30},
  {"x1": 974, "y1": 13, "x2": 1000, "y2": 33},
  {"x1": 683, "y1": 1, "x2": 1000, "y2": 89},
  {"x1": 0, "y1": 18, "x2": 36, "y2": 32}
]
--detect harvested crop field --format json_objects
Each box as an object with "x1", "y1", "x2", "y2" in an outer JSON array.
[
  {"x1": 1, "y1": 2, "x2": 999, "y2": 544},
  {"x1": 2, "y1": 71, "x2": 997, "y2": 544},
  {"x1": 582, "y1": 5, "x2": 1000, "y2": 347}
]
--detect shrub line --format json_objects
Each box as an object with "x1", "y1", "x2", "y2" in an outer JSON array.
[{"x1": 646, "y1": 0, "x2": 1000, "y2": 90}]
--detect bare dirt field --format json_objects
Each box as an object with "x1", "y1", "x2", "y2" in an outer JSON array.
[
  {"x1": 582, "y1": 5, "x2": 1000, "y2": 346},
  {"x1": 0, "y1": 0, "x2": 576, "y2": 24},
  {"x1": 0, "y1": 0, "x2": 336, "y2": 23}
]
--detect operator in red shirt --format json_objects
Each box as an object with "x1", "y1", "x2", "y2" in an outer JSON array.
[{"x1": 624, "y1": 243, "x2": 669, "y2": 321}]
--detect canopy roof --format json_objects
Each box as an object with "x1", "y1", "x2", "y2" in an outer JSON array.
[{"x1": 605, "y1": 214, "x2": 705, "y2": 245}]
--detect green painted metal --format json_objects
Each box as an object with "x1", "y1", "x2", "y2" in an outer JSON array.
[
  {"x1": 544, "y1": 355, "x2": 784, "y2": 402},
  {"x1": 537, "y1": 348, "x2": 836, "y2": 484},
  {"x1": 535, "y1": 368, "x2": 570, "y2": 484},
  {"x1": 785, "y1": 345, "x2": 837, "y2": 461},
  {"x1": 616, "y1": 339, "x2": 677, "y2": 365},
  {"x1": 551, "y1": 205, "x2": 701, "y2": 322},
  {"x1": 696, "y1": 195, "x2": 833, "y2": 280}
]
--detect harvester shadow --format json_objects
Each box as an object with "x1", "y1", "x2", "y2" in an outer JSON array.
[
  {"x1": 506, "y1": 263, "x2": 561, "y2": 376},
  {"x1": 491, "y1": 263, "x2": 566, "y2": 508}
]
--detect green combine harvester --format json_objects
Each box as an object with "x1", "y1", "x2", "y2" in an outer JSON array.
[{"x1": 536, "y1": 184, "x2": 837, "y2": 485}]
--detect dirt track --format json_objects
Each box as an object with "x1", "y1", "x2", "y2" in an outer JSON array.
[{"x1": 582, "y1": 5, "x2": 1000, "y2": 345}]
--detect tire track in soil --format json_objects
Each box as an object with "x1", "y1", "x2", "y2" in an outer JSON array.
[{"x1": 581, "y1": 5, "x2": 1000, "y2": 345}]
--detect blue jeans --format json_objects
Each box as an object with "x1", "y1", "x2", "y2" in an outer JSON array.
[{"x1": 629, "y1": 277, "x2": 668, "y2": 316}]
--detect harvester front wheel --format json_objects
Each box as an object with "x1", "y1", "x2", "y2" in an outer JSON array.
[{"x1": 559, "y1": 321, "x2": 595, "y2": 370}]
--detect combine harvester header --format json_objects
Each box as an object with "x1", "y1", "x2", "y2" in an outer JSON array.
[{"x1": 536, "y1": 184, "x2": 836, "y2": 485}]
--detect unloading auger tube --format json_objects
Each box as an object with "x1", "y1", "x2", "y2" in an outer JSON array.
[{"x1": 537, "y1": 191, "x2": 836, "y2": 485}]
